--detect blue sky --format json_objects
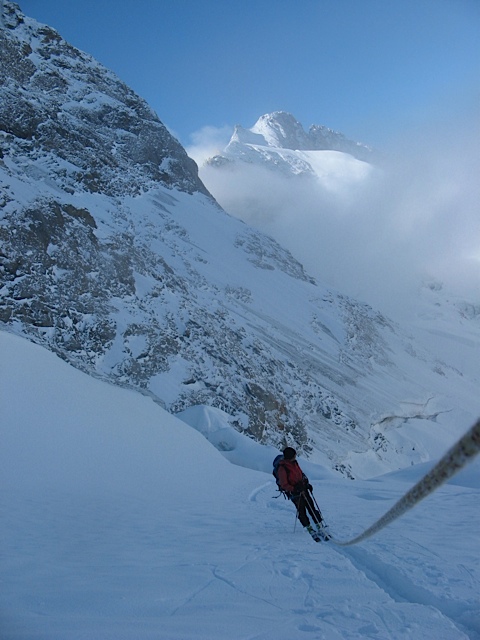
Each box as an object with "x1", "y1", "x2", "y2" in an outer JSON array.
[{"x1": 20, "y1": 0, "x2": 480, "y2": 150}]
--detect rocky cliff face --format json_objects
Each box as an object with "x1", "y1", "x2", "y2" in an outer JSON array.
[
  {"x1": 1, "y1": 2, "x2": 475, "y2": 477},
  {"x1": 0, "y1": 2, "x2": 209, "y2": 198}
]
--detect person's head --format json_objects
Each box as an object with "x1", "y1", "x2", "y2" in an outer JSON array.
[{"x1": 283, "y1": 447, "x2": 296, "y2": 460}]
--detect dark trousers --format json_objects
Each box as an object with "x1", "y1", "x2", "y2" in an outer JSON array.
[{"x1": 292, "y1": 491, "x2": 323, "y2": 528}]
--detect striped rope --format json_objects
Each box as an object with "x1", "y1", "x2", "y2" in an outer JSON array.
[{"x1": 331, "y1": 417, "x2": 480, "y2": 547}]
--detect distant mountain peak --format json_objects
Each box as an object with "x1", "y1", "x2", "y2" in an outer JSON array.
[
  {"x1": 250, "y1": 111, "x2": 311, "y2": 150},
  {"x1": 204, "y1": 111, "x2": 374, "y2": 182},
  {"x1": 206, "y1": 112, "x2": 375, "y2": 174}
]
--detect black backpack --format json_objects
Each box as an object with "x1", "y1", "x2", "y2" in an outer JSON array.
[{"x1": 273, "y1": 454, "x2": 287, "y2": 494}]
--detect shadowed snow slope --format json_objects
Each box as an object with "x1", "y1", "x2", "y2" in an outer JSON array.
[{"x1": 1, "y1": 331, "x2": 479, "y2": 639}]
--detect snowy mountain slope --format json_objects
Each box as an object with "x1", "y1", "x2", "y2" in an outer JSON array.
[
  {"x1": 1, "y1": 330, "x2": 479, "y2": 640},
  {"x1": 1, "y1": 2, "x2": 478, "y2": 478},
  {"x1": 198, "y1": 115, "x2": 480, "y2": 470}
]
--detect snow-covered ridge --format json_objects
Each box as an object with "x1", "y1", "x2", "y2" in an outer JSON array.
[
  {"x1": 201, "y1": 111, "x2": 375, "y2": 190},
  {"x1": 240, "y1": 111, "x2": 374, "y2": 160},
  {"x1": 205, "y1": 110, "x2": 376, "y2": 179}
]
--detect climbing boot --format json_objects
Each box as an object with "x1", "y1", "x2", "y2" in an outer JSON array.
[
  {"x1": 306, "y1": 525, "x2": 321, "y2": 542},
  {"x1": 316, "y1": 522, "x2": 331, "y2": 541}
]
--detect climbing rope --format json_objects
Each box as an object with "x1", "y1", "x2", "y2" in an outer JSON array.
[{"x1": 331, "y1": 417, "x2": 480, "y2": 547}]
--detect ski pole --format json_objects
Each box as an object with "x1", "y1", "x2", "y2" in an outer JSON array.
[
  {"x1": 293, "y1": 492, "x2": 304, "y2": 534},
  {"x1": 309, "y1": 487, "x2": 324, "y2": 524},
  {"x1": 310, "y1": 488, "x2": 321, "y2": 514}
]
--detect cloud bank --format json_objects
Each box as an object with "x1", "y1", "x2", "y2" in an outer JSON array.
[
  {"x1": 191, "y1": 117, "x2": 480, "y2": 321},
  {"x1": 187, "y1": 125, "x2": 232, "y2": 167}
]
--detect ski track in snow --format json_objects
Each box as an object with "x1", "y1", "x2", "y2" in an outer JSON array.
[
  {"x1": 258, "y1": 482, "x2": 479, "y2": 640},
  {"x1": 340, "y1": 545, "x2": 479, "y2": 640}
]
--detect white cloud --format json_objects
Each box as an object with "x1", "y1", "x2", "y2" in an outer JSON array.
[{"x1": 186, "y1": 125, "x2": 233, "y2": 166}]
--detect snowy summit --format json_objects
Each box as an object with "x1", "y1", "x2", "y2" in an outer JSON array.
[{"x1": 206, "y1": 111, "x2": 375, "y2": 178}]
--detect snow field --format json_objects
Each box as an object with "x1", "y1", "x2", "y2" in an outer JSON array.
[{"x1": 1, "y1": 331, "x2": 479, "y2": 639}]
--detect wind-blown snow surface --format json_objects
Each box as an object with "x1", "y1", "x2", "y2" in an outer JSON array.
[{"x1": 1, "y1": 331, "x2": 479, "y2": 639}]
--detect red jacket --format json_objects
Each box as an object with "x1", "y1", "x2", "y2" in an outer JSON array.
[{"x1": 277, "y1": 459, "x2": 306, "y2": 494}]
